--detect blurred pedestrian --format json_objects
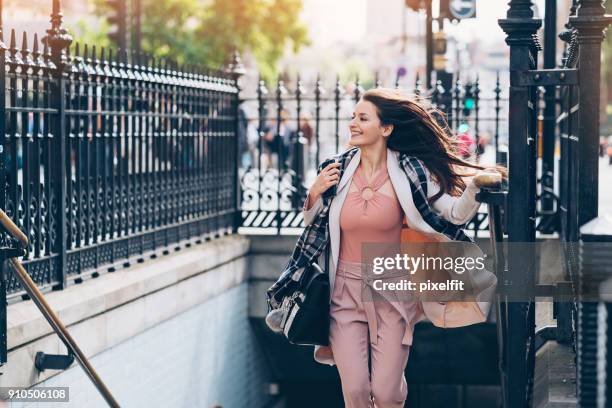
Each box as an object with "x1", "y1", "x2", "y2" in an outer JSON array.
[
  {"x1": 263, "y1": 110, "x2": 292, "y2": 170},
  {"x1": 456, "y1": 123, "x2": 475, "y2": 160},
  {"x1": 238, "y1": 105, "x2": 251, "y2": 168}
]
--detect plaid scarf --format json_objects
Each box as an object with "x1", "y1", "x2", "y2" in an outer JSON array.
[{"x1": 266, "y1": 147, "x2": 474, "y2": 307}]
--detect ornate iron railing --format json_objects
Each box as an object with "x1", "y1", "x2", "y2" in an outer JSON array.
[
  {"x1": 0, "y1": 26, "x2": 240, "y2": 301},
  {"x1": 238, "y1": 73, "x2": 510, "y2": 235}
]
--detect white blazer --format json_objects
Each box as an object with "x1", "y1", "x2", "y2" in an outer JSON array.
[{"x1": 304, "y1": 148, "x2": 487, "y2": 298}]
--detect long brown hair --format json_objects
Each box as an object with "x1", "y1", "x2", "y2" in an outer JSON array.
[{"x1": 362, "y1": 88, "x2": 503, "y2": 202}]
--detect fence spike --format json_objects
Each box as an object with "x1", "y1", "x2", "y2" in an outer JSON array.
[
  {"x1": 276, "y1": 74, "x2": 287, "y2": 96},
  {"x1": 414, "y1": 72, "x2": 422, "y2": 97},
  {"x1": 257, "y1": 75, "x2": 268, "y2": 97},
  {"x1": 9, "y1": 29, "x2": 16, "y2": 53},
  {"x1": 92, "y1": 44, "x2": 98, "y2": 67},
  {"x1": 354, "y1": 74, "x2": 363, "y2": 102},
  {"x1": 335, "y1": 74, "x2": 342, "y2": 96},
  {"x1": 314, "y1": 74, "x2": 323, "y2": 96},
  {"x1": 296, "y1": 74, "x2": 306, "y2": 96},
  {"x1": 21, "y1": 31, "x2": 30, "y2": 60},
  {"x1": 9, "y1": 29, "x2": 22, "y2": 66},
  {"x1": 100, "y1": 47, "x2": 110, "y2": 75},
  {"x1": 83, "y1": 43, "x2": 90, "y2": 66},
  {"x1": 32, "y1": 33, "x2": 42, "y2": 67}
]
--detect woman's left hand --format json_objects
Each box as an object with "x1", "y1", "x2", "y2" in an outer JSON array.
[{"x1": 473, "y1": 169, "x2": 503, "y2": 188}]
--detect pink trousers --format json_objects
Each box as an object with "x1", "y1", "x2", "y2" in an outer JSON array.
[{"x1": 330, "y1": 260, "x2": 416, "y2": 408}]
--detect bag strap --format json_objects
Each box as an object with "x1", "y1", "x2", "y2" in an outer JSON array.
[
  {"x1": 324, "y1": 239, "x2": 330, "y2": 274},
  {"x1": 324, "y1": 222, "x2": 330, "y2": 274}
]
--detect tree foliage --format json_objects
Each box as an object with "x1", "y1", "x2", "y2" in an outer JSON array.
[{"x1": 85, "y1": 0, "x2": 309, "y2": 81}]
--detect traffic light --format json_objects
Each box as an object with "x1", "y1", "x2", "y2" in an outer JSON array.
[
  {"x1": 405, "y1": 0, "x2": 422, "y2": 11},
  {"x1": 107, "y1": 0, "x2": 127, "y2": 51},
  {"x1": 463, "y1": 83, "x2": 476, "y2": 117}
]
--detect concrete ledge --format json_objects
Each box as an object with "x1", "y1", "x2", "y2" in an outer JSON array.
[{"x1": 1, "y1": 235, "x2": 250, "y2": 388}]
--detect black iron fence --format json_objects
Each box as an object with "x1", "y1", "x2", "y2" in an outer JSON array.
[
  {"x1": 238, "y1": 72, "x2": 510, "y2": 236},
  {"x1": 0, "y1": 21, "x2": 240, "y2": 301}
]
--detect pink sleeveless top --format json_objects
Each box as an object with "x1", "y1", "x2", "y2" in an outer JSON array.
[{"x1": 339, "y1": 165, "x2": 403, "y2": 263}]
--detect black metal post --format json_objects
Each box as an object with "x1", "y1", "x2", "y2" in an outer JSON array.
[
  {"x1": 579, "y1": 217, "x2": 612, "y2": 407},
  {"x1": 426, "y1": 0, "x2": 433, "y2": 89},
  {"x1": 572, "y1": 4, "x2": 612, "y2": 405},
  {"x1": 494, "y1": 72, "x2": 502, "y2": 164},
  {"x1": 46, "y1": 0, "x2": 72, "y2": 289},
  {"x1": 257, "y1": 77, "x2": 267, "y2": 211},
  {"x1": 541, "y1": 0, "x2": 557, "y2": 232},
  {"x1": 354, "y1": 75, "x2": 363, "y2": 103},
  {"x1": 558, "y1": 0, "x2": 579, "y2": 246},
  {"x1": 334, "y1": 76, "x2": 341, "y2": 154},
  {"x1": 227, "y1": 51, "x2": 245, "y2": 233},
  {"x1": 0, "y1": 26, "x2": 6, "y2": 366},
  {"x1": 293, "y1": 76, "x2": 306, "y2": 209},
  {"x1": 453, "y1": 75, "x2": 462, "y2": 130},
  {"x1": 570, "y1": 0, "x2": 611, "y2": 226},
  {"x1": 414, "y1": 73, "x2": 422, "y2": 98},
  {"x1": 499, "y1": 1, "x2": 542, "y2": 407},
  {"x1": 275, "y1": 78, "x2": 285, "y2": 234},
  {"x1": 314, "y1": 75, "x2": 322, "y2": 166}
]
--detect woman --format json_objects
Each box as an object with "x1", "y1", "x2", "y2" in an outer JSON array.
[{"x1": 294, "y1": 88, "x2": 501, "y2": 407}]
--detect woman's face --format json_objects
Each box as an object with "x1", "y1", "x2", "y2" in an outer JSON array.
[{"x1": 349, "y1": 100, "x2": 392, "y2": 147}]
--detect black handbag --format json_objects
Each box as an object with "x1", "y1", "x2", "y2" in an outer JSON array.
[{"x1": 265, "y1": 246, "x2": 330, "y2": 346}]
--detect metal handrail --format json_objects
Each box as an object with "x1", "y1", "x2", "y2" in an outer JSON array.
[{"x1": 0, "y1": 209, "x2": 120, "y2": 408}]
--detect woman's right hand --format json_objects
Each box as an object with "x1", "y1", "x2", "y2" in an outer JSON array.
[{"x1": 307, "y1": 161, "x2": 341, "y2": 204}]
